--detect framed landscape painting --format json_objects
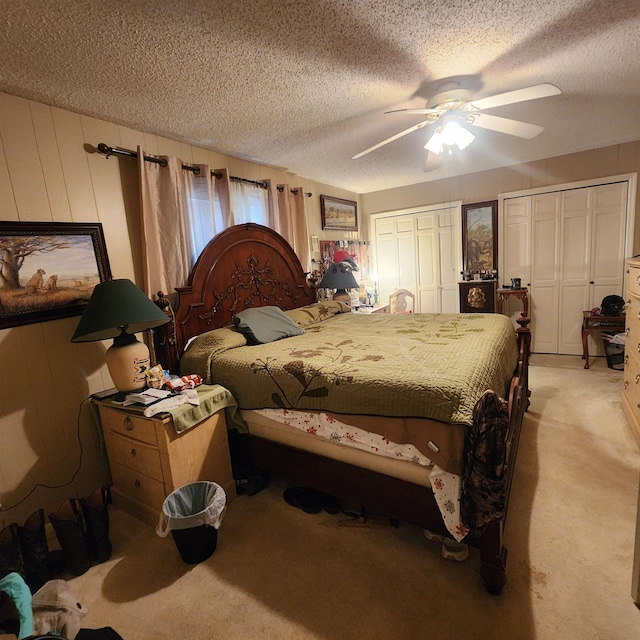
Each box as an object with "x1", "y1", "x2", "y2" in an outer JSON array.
[
  {"x1": 0, "y1": 221, "x2": 112, "y2": 329},
  {"x1": 320, "y1": 195, "x2": 358, "y2": 231}
]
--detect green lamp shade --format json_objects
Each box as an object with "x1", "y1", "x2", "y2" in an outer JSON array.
[
  {"x1": 317, "y1": 263, "x2": 359, "y2": 291},
  {"x1": 71, "y1": 279, "x2": 170, "y2": 343}
]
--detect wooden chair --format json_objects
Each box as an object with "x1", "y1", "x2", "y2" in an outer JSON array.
[{"x1": 389, "y1": 288, "x2": 415, "y2": 313}]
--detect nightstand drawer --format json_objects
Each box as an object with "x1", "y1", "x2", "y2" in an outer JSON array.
[
  {"x1": 110, "y1": 462, "x2": 166, "y2": 511},
  {"x1": 100, "y1": 408, "x2": 159, "y2": 446},
  {"x1": 107, "y1": 433, "x2": 163, "y2": 481}
]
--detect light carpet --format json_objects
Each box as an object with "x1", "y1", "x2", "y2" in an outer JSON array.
[{"x1": 67, "y1": 354, "x2": 640, "y2": 640}]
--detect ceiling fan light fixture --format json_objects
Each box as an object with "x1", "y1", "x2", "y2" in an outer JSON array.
[
  {"x1": 425, "y1": 121, "x2": 475, "y2": 155},
  {"x1": 425, "y1": 129, "x2": 444, "y2": 154}
]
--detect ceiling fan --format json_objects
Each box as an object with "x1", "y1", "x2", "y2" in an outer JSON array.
[{"x1": 352, "y1": 82, "x2": 561, "y2": 170}]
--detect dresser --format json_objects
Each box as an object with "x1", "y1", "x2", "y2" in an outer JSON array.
[
  {"x1": 95, "y1": 400, "x2": 237, "y2": 527},
  {"x1": 621, "y1": 258, "x2": 640, "y2": 448}
]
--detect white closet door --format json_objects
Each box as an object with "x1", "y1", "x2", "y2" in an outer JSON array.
[
  {"x1": 558, "y1": 188, "x2": 591, "y2": 355},
  {"x1": 530, "y1": 192, "x2": 561, "y2": 353},
  {"x1": 590, "y1": 182, "x2": 627, "y2": 304},
  {"x1": 416, "y1": 212, "x2": 438, "y2": 312},
  {"x1": 374, "y1": 205, "x2": 461, "y2": 313},
  {"x1": 436, "y1": 208, "x2": 461, "y2": 313},
  {"x1": 374, "y1": 215, "x2": 417, "y2": 306},
  {"x1": 502, "y1": 196, "x2": 531, "y2": 322},
  {"x1": 503, "y1": 180, "x2": 629, "y2": 355}
]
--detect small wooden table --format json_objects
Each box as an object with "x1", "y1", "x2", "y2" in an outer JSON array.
[
  {"x1": 497, "y1": 287, "x2": 529, "y2": 317},
  {"x1": 581, "y1": 310, "x2": 626, "y2": 369}
]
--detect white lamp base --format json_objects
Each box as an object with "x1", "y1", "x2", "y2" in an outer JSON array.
[{"x1": 105, "y1": 331, "x2": 150, "y2": 393}]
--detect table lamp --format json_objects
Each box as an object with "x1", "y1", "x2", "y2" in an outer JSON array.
[
  {"x1": 318, "y1": 262, "x2": 359, "y2": 305},
  {"x1": 71, "y1": 279, "x2": 170, "y2": 395}
]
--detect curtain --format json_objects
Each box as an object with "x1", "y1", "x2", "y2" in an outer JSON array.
[
  {"x1": 139, "y1": 149, "x2": 310, "y2": 298},
  {"x1": 229, "y1": 180, "x2": 269, "y2": 225},
  {"x1": 138, "y1": 151, "x2": 190, "y2": 298},
  {"x1": 277, "y1": 184, "x2": 311, "y2": 272}
]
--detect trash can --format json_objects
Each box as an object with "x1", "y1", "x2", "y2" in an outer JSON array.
[
  {"x1": 602, "y1": 332, "x2": 625, "y2": 370},
  {"x1": 156, "y1": 481, "x2": 226, "y2": 564}
]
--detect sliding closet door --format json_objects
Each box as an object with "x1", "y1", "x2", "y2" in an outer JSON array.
[
  {"x1": 531, "y1": 192, "x2": 561, "y2": 353},
  {"x1": 373, "y1": 205, "x2": 461, "y2": 313},
  {"x1": 558, "y1": 188, "x2": 593, "y2": 354},
  {"x1": 373, "y1": 215, "x2": 417, "y2": 307},
  {"x1": 415, "y1": 208, "x2": 460, "y2": 313},
  {"x1": 502, "y1": 197, "x2": 531, "y2": 323},
  {"x1": 435, "y1": 208, "x2": 461, "y2": 313},
  {"x1": 503, "y1": 180, "x2": 629, "y2": 355}
]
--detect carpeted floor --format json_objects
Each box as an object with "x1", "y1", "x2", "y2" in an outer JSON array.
[{"x1": 67, "y1": 354, "x2": 640, "y2": 640}]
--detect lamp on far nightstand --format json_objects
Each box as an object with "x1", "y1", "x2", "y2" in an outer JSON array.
[
  {"x1": 318, "y1": 262, "x2": 359, "y2": 305},
  {"x1": 71, "y1": 279, "x2": 170, "y2": 395}
]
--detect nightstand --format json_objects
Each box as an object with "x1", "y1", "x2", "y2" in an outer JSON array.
[{"x1": 94, "y1": 386, "x2": 238, "y2": 527}]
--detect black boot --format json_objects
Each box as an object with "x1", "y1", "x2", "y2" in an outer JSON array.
[
  {"x1": 81, "y1": 487, "x2": 112, "y2": 563},
  {"x1": 49, "y1": 499, "x2": 91, "y2": 576},
  {"x1": 0, "y1": 523, "x2": 24, "y2": 577},
  {"x1": 16, "y1": 508, "x2": 52, "y2": 592}
]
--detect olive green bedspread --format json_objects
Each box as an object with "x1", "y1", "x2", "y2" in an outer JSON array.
[{"x1": 180, "y1": 309, "x2": 518, "y2": 427}]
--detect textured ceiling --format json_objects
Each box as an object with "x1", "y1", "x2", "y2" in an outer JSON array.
[{"x1": 1, "y1": 0, "x2": 640, "y2": 193}]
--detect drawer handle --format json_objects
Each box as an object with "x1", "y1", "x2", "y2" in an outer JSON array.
[
  {"x1": 134, "y1": 479, "x2": 141, "y2": 488},
  {"x1": 624, "y1": 381, "x2": 629, "y2": 390},
  {"x1": 625, "y1": 355, "x2": 629, "y2": 365},
  {"x1": 635, "y1": 375, "x2": 640, "y2": 384},
  {"x1": 124, "y1": 416, "x2": 134, "y2": 431},
  {"x1": 626, "y1": 327, "x2": 631, "y2": 336},
  {"x1": 130, "y1": 448, "x2": 137, "y2": 458}
]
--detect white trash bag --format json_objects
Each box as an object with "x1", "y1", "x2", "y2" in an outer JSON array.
[{"x1": 156, "y1": 481, "x2": 226, "y2": 538}]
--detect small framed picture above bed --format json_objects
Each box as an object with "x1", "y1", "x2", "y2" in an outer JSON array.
[
  {"x1": 462, "y1": 200, "x2": 498, "y2": 274},
  {"x1": 320, "y1": 195, "x2": 358, "y2": 231}
]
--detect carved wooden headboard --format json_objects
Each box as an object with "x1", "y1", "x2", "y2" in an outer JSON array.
[{"x1": 152, "y1": 223, "x2": 316, "y2": 372}]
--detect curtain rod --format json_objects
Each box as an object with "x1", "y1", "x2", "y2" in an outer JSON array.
[{"x1": 95, "y1": 143, "x2": 311, "y2": 196}]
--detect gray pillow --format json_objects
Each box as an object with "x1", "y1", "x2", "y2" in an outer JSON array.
[{"x1": 233, "y1": 306, "x2": 304, "y2": 344}]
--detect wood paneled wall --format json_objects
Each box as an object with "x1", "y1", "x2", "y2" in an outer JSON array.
[{"x1": 0, "y1": 91, "x2": 360, "y2": 525}]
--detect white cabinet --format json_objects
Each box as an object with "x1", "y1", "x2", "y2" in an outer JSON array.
[
  {"x1": 502, "y1": 181, "x2": 629, "y2": 355},
  {"x1": 373, "y1": 205, "x2": 461, "y2": 313}
]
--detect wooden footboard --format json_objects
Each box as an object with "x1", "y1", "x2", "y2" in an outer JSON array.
[{"x1": 476, "y1": 314, "x2": 530, "y2": 594}]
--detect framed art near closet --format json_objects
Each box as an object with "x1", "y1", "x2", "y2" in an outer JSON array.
[
  {"x1": 320, "y1": 195, "x2": 358, "y2": 231},
  {"x1": 462, "y1": 200, "x2": 498, "y2": 273},
  {"x1": 0, "y1": 221, "x2": 112, "y2": 329}
]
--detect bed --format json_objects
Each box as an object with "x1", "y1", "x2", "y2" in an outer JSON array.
[{"x1": 152, "y1": 223, "x2": 531, "y2": 595}]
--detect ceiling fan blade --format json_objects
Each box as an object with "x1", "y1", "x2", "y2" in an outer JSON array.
[
  {"x1": 470, "y1": 83, "x2": 561, "y2": 111},
  {"x1": 469, "y1": 113, "x2": 544, "y2": 139},
  {"x1": 352, "y1": 121, "x2": 431, "y2": 159},
  {"x1": 385, "y1": 107, "x2": 441, "y2": 115},
  {"x1": 424, "y1": 151, "x2": 443, "y2": 172}
]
